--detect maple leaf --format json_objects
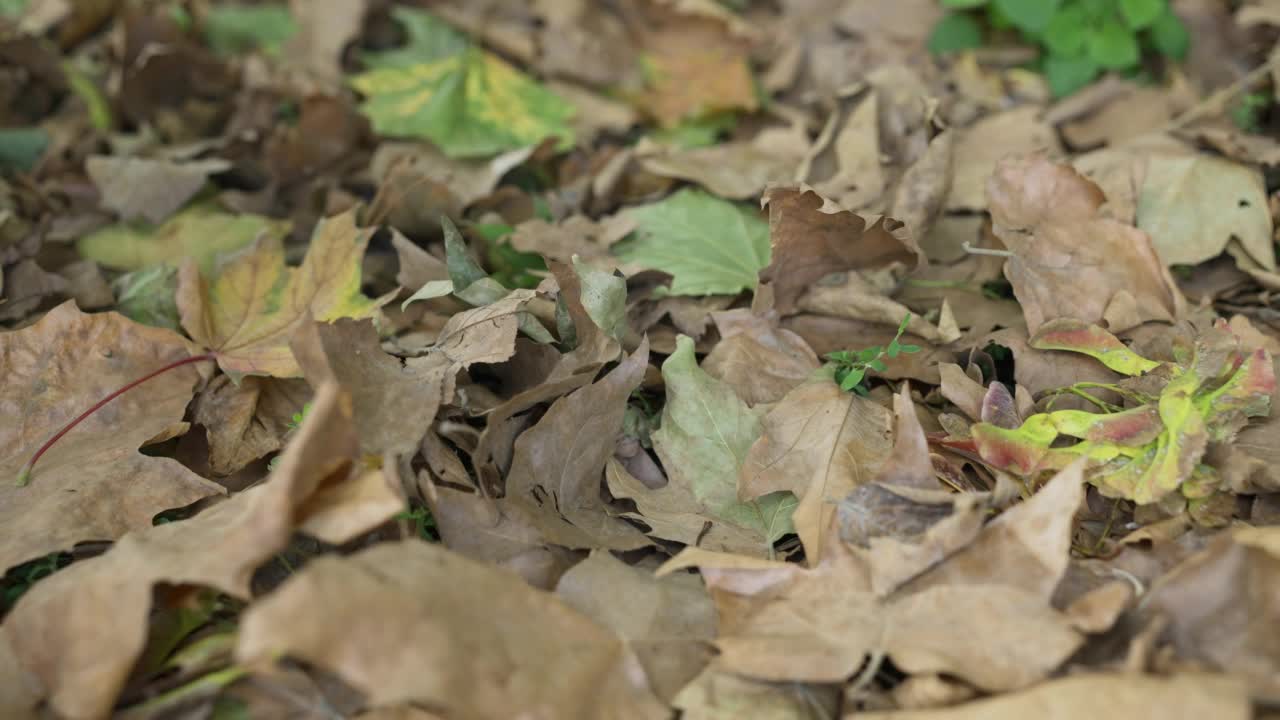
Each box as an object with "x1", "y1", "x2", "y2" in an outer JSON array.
[
  {"x1": 176, "y1": 209, "x2": 391, "y2": 379},
  {"x1": 0, "y1": 303, "x2": 223, "y2": 574},
  {"x1": 350, "y1": 7, "x2": 575, "y2": 158},
  {"x1": 614, "y1": 188, "x2": 771, "y2": 297}
]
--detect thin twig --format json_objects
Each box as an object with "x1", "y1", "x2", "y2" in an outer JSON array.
[
  {"x1": 1166, "y1": 53, "x2": 1280, "y2": 131},
  {"x1": 962, "y1": 241, "x2": 1014, "y2": 258}
]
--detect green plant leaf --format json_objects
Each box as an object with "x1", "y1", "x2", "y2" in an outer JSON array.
[
  {"x1": 614, "y1": 188, "x2": 770, "y2": 296},
  {"x1": 928, "y1": 12, "x2": 984, "y2": 54},
  {"x1": 77, "y1": 203, "x2": 289, "y2": 273},
  {"x1": 350, "y1": 8, "x2": 575, "y2": 158},
  {"x1": 401, "y1": 279, "x2": 454, "y2": 310},
  {"x1": 203, "y1": 3, "x2": 298, "y2": 56},
  {"x1": 0, "y1": 127, "x2": 48, "y2": 173},
  {"x1": 442, "y1": 216, "x2": 488, "y2": 291},
  {"x1": 113, "y1": 266, "x2": 181, "y2": 330},
  {"x1": 1150, "y1": 7, "x2": 1190, "y2": 60},
  {"x1": 993, "y1": 0, "x2": 1061, "y2": 34},
  {"x1": 1119, "y1": 0, "x2": 1165, "y2": 29},
  {"x1": 1044, "y1": 54, "x2": 1101, "y2": 97},
  {"x1": 0, "y1": 0, "x2": 26, "y2": 17},
  {"x1": 1043, "y1": 5, "x2": 1090, "y2": 57},
  {"x1": 839, "y1": 366, "x2": 866, "y2": 392},
  {"x1": 652, "y1": 335, "x2": 795, "y2": 543},
  {"x1": 1088, "y1": 18, "x2": 1140, "y2": 69}
]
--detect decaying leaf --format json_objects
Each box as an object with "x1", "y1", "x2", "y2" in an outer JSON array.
[
  {"x1": 236, "y1": 540, "x2": 669, "y2": 718},
  {"x1": 0, "y1": 303, "x2": 222, "y2": 573},
  {"x1": 760, "y1": 186, "x2": 921, "y2": 315},
  {"x1": 2, "y1": 383, "x2": 400, "y2": 719},
  {"x1": 987, "y1": 156, "x2": 1183, "y2": 334},
  {"x1": 84, "y1": 156, "x2": 230, "y2": 224}
]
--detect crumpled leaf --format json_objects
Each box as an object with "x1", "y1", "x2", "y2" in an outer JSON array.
[
  {"x1": 191, "y1": 374, "x2": 309, "y2": 476},
  {"x1": 350, "y1": 7, "x2": 575, "y2": 158},
  {"x1": 739, "y1": 373, "x2": 894, "y2": 562},
  {"x1": 635, "y1": 124, "x2": 810, "y2": 199},
  {"x1": 1137, "y1": 153, "x2": 1275, "y2": 272},
  {"x1": 84, "y1": 156, "x2": 230, "y2": 224},
  {"x1": 760, "y1": 186, "x2": 921, "y2": 315},
  {"x1": 0, "y1": 302, "x2": 222, "y2": 573},
  {"x1": 235, "y1": 540, "x2": 669, "y2": 719},
  {"x1": 987, "y1": 155, "x2": 1182, "y2": 334},
  {"x1": 176, "y1": 209, "x2": 391, "y2": 378},
  {"x1": 76, "y1": 202, "x2": 286, "y2": 274},
  {"x1": 654, "y1": 335, "x2": 797, "y2": 550},
  {"x1": 2, "y1": 382, "x2": 400, "y2": 719},
  {"x1": 659, "y1": 463, "x2": 1087, "y2": 692},
  {"x1": 615, "y1": 188, "x2": 771, "y2": 297}
]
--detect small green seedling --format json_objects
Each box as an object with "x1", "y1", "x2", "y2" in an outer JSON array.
[
  {"x1": 825, "y1": 313, "x2": 922, "y2": 395},
  {"x1": 930, "y1": 0, "x2": 1191, "y2": 97},
  {"x1": 267, "y1": 402, "x2": 313, "y2": 472}
]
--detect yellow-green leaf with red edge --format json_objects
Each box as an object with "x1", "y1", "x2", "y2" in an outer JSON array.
[
  {"x1": 177, "y1": 210, "x2": 392, "y2": 378},
  {"x1": 1031, "y1": 318, "x2": 1161, "y2": 376}
]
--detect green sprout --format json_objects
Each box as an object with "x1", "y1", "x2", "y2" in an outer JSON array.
[{"x1": 824, "y1": 314, "x2": 922, "y2": 395}]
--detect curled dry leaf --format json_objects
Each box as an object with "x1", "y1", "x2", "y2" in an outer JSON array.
[
  {"x1": 0, "y1": 302, "x2": 222, "y2": 573},
  {"x1": 661, "y1": 462, "x2": 1088, "y2": 692},
  {"x1": 235, "y1": 540, "x2": 670, "y2": 719},
  {"x1": 636, "y1": 123, "x2": 810, "y2": 199},
  {"x1": 987, "y1": 156, "x2": 1183, "y2": 334},
  {"x1": 2, "y1": 382, "x2": 401, "y2": 719},
  {"x1": 760, "y1": 186, "x2": 922, "y2": 315},
  {"x1": 177, "y1": 209, "x2": 391, "y2": 378}
]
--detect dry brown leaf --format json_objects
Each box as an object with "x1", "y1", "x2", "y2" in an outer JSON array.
[
  {"x1": 987, "y1": 156, "x2": 1183, "y2": 334},
  {"x1": 637, "y1": 124, "x2": 809, "y2": 199},
  {"x1": 192, "y1": 374, "x2": 310, "y2": 476},
  {"x1": 0, "y1": 259, "x2": 70, "y2": 322},
  {"x1": 701, "y1": 307, "x2": 821, "y2": 406},
  {"x1": 85, "y1": 155, "x2": 229, "y2": 224},
  {"x1": 674, "y1": 667, "x2": 839, "y2": 719},
  {"x1": 853, "y1": 674, "x2": 1248, "y2": 719},
  {"x1": 0, "y1": 302, "x2": 221, "y2": 573},
  {"x1": 235, "y1": 540, "x2": 670, "y2": 719},
  {"x1": 662, "y1": 463, "x2": 1088, "y2": 691},
  {"x1": 947, "y1": 108, "x2": 1062, "y2": 212},
  {"x1": 509, "y1": 216, "x2": 619, "y2": 268},
  {"x1": 281, "y1": 0, "x2": 369, "y2": 90},
  {"x1": 556, "y1": 551, "x2": 715, "y2": 702},
  {"x1": 635, "y1": 0, "x2": 758, "y2": 127},
  {"x1": 1145, "y1": 526, "x2": 1280, "y2": 698},
  {"x1": 739, "y1": 376, "x2": 894, "y2": 562},
  {"x1": 760, "y1": 186, "x2": 922, "y2": 315},
  {"x1": 806, "y1": 94, "x2": 886, "y2": 210},
  {"x1": 2, "y1": 382, "x2": 397, "y2": 719},
  {"x1": 502, "y1": 341, "x2": 652, "y2": 550}
]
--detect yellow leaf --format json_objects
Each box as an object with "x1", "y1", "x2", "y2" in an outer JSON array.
[{"x1": 176, "y1": 210, "x2": 390, "y2": 378}]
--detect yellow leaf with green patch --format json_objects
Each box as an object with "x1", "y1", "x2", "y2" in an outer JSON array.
[
  {"x1": 349, "y1": 8, "x2": 575, "y2": 158},
  {"x1": 176, "y1": 210, "x2": 391, "y2": 378},
  {"x1": 77, "y1": 203, "x2": 287, "y2": 274}
]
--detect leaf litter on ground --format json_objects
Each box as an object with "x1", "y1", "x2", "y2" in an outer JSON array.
[{"x1": 3, "y1": 1, "x2": 1280, "y2": 718}]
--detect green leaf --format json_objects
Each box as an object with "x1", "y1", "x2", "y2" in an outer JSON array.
[
  {"x1": 839, "y1": 366, "x2": 866, "y2": 391},
  {"x1": 653, "y1": 335, "x2": 794, "y2": 542},
  {"x1": 1119, "y1": 0, "x2": 1165, "y2": 29},
  {"x1": 1044, "y1": 54, "x2": 1101, "y2": 97},
  {"x1": 0, "y1": 127, "x2": 48, "y2": 173},
  {"x1": 77, "y1": 203, "x2": 289, "y2": 273},
  {"x1": 650, "y1": 112, "x2": 738, "y2": 149},
  {"x1": 993, "y1": 0, "x2": 1061, "y2": 34},
  {"x1": 1150, "y1": 7, "x2": 1190, "y2": 60},
  {"x1": 0, "y1": 0, "x2": 26, "y2": 17},
  {"x1": 401, "y1": 279, "x2": 454, "y2": 310},
  {"x1": 899, "y1": 343, "x2": 922, "y2": 354},
  {"x1": 614, "y1": 189, "x2": 770, "y2": 296},
  {"x1": 203, "y1": 3, "x2": 298, "y2": 56},
  {"x1": 351, "y1": 8, "x2": 575, "y2": 158},
  {"x1": 928, "y1": 13, "x2": 984, "y2": 55},
  {"x1": 442, "y1": 216, "x2": 487, "y2": 291},
  {"x1": 572, "y1": 257, "x2": 627, "y2": 340},
  {"x1": 114, "y1": 266, "x2": 180, "y2": 330},
  {"x1": 1043, "y1": 5, "x2": 1090, "y2": 57},
  {"x1": 1088, "y1": 19, "x2": 1141, "y2": 69}
]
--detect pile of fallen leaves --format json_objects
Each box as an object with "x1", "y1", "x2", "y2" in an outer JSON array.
[{"x1": 3, "y1": 0, "x2": 1280, "y2": 718}]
